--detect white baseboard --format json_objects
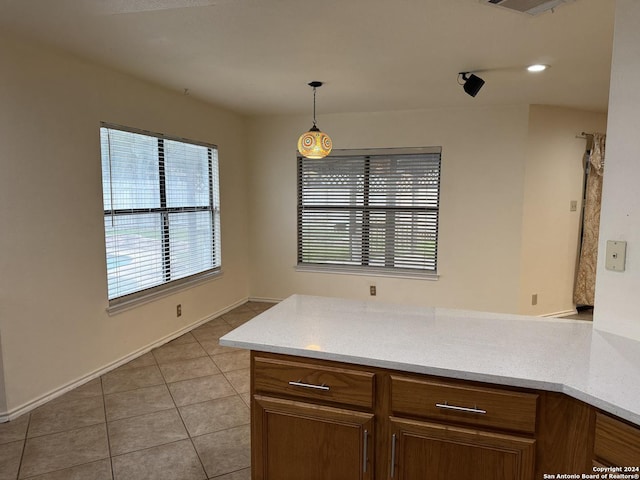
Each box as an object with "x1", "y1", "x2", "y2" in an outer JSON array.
[
  {"x1": 248, "y1": 296, "x2": 282, "y2": 304},
  {"x1": 0, "y1": 297, "x2": 248, "y2": 423},
  {"x1": 539, "y1": 309, "x2": 578, "y2": 318}
]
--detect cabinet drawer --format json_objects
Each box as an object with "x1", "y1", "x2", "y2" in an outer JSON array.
[
  {"x1": 391, "y1": 375, "x2": 538, "y2": 434},
  {"x1": 253, "y1": 356, "x2": 375, "y2": 408},
  {"x1": 594, "y1": 412, "x2": 640, "y2": 467}
]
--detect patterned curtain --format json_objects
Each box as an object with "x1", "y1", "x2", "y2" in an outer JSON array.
[{"x1": 574, "y1": 133, "x2": 605, "y2": 307}]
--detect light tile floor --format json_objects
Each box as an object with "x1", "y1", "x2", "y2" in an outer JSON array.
[{"x1": 0, "y1": 301, "x2": 272, "y2": 480}]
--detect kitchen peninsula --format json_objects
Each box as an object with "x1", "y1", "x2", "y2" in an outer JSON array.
[{"x1": 220, "y1": 295, "x2": 640, "y2": 480}]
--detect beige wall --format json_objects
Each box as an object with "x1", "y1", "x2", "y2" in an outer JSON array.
[
  {"x1": 519, "y1": 106, "x2": 607, "y2": 316},
  {"x1": 0, "y1": 33, "x2": 250, "y2": 415},
  {"x1": 594, "y1": 0, "x2": 640, "y2": 341},
  {"x1": 248, "y1": 106, "x2": 530, "y2": 312}
]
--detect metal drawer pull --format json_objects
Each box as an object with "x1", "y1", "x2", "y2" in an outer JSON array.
[
  {"x1": 435, "y1": 402, "x2": 487, "y2": 415},
  {"x1": 363, "y1": 429, "x2": 369, "y2": 473},
  {"x1": 288, "y1": 380, "x2": 330, "y2": 391},
  {"x1": 390, "y1": 433, "x2": 397, "y2": 478}
]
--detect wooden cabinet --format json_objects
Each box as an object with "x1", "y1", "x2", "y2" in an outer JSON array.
[
  {"x1": 388, "y1": 417, "x2": 535, "y2": 480},
  {"x1": 534, "y1": 392, "x2": 595, "y2": 477},
  {"x1": 253, "y1": 395, "x2": 373, "y2": 480},
  {"x1": 250, "y1": 352, "x2": 639, "y2": 480},
  {"x1": 389, "y1": 375, "x2": 537, "y2": 480},
  {"x1": 251, "y1": 354, "x2": 375, "y2": 480},
  {"x1": 593, "y1": 412, "x2": 640, "y2": 468}
]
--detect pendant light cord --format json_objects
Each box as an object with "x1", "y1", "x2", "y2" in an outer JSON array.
[{"x1": 312, "y1": 86, "x2": 317, "y2": 128}]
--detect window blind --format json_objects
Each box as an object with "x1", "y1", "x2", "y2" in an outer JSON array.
[
  {"x1": 298, "y1": 148, "x2": 441, "y2": 274},
  {"x1": 101, "y1": 124, "x2": 221, "y2": 304}
]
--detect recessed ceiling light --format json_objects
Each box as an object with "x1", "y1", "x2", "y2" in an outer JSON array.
[{"x1": 527, "y1": 64, "x2": 548, "y2": 73}]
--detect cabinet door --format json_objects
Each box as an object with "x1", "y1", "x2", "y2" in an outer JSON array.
[
  {"x1": 389, "y1": 417, "x2": 535, "y2": 480},
  {"x1": 594, "y1": 413, "x2": 640, "y2": 467},
  {"x1": 253, "y1": 395, "x2": 374, "y2": 480}
]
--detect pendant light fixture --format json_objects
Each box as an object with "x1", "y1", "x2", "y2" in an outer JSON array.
[{"x1": 297, "y1": 81, "x2": 332, "y2": 159}]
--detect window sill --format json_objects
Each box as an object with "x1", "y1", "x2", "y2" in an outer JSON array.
[
  {"x1": 295, "y1": 264, "x2": 439, "y2": 281},
  {"x1": 106, "y1": 269, "x2": 223, "y2": 316}
]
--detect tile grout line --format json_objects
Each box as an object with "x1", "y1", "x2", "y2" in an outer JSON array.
[
  {"x1": 186, "y1": 309, "x2": 254, "y2": 479},
  {"x1": 14, "y1": 413, "x2": 32, "y2": 480},
  {"x1": 188, "y1": 319, "x2": 234, "y2": 479},
  {"x1": 102, "y1": 364, "x2": 166, "y2": 397},
  {"x1": 158, "y1": 346, "x2": 210, "y2": 479},
  {"x1": 105, "y1": 348, "x2": 212, "y2": 471},
  {"x1": 14, "y1": 392, "x2": 108, "y2": 442},
  {"x1": 103, "y1": 354, "x2": 178, "y2": 428},
  {"x1": 100, "y1": 376, "x2": 116, "y2": 480}
]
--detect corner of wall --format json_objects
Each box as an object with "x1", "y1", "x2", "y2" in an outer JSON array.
[
  {"x1": 518, "y1": 105, "x2": 607, "y2": 316},
  {"x1": 593, "y1": 0, "x2": 640, "y2": 342}
]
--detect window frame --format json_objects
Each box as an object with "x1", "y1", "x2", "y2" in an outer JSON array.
[
  {"x1": 296, "y1": 147, "x2": 441, "y2": 280},
  {"x1": 100, "y1": 122, "x2": 222, "y2": 312}
]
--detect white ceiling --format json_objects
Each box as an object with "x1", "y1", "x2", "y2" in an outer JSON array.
[{"x1": 0, "y1": 0, "x2": 615, "y2": 116}]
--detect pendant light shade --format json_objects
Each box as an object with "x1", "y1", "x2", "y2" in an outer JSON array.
[
  {"x1": 297, "y1": 126, "x2": 332, "y2": 159},
  {"x1": 298, "y1": 81, "x2": 332, "y2": 159}
]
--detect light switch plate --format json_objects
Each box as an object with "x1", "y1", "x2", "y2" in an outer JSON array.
[{"x1": 605, "y1": 240, "x2": 627, "y2": 272}]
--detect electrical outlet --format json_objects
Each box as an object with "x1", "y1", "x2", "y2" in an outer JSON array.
[
  {"x1": 370, "y1": 285, "x2": 377, "y2": 296},
  {"x1": 177, "y1": 304, "x2": 182, "y2": 317},
  {"x1": 531, "y1": 294, "x2": 538, "y2": 306}
]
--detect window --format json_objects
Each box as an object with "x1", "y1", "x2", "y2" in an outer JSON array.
[
  {"x1": 297, "y1": 147, "x2": 441, "y2": 276},
  {"x1": 100, "y1": 124, "x2": 221, "y2": 306}
]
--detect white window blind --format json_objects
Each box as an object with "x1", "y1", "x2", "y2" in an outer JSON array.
[
  {"x1": 100, "y1": 124, "x2": 221, "y2": 305},
  {"x1": 298, "y1": 148, "x2": 441, "y2": 275}
]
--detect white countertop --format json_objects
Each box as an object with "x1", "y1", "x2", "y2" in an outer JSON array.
[{"x1": 220, "y1": 294, "x2": 640, "y2": 426}]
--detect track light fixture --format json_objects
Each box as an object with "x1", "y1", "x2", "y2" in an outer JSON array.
[{"x1": 459, "y1": 72, "x2": 485, "y2": 97}]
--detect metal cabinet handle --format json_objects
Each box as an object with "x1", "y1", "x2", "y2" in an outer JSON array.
[
  {"x1": 363, "y1": 429, "x2": 369, "y2": 473},
  {"x1": 435, "y1": 402, "x2": 487, "y2": 415},
  {"x1": 390, "y1": 433, "x2": 397, "y2": 478},
  {"x1": 288, "y1": 380, "x2": 330, "y2": 391}
]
